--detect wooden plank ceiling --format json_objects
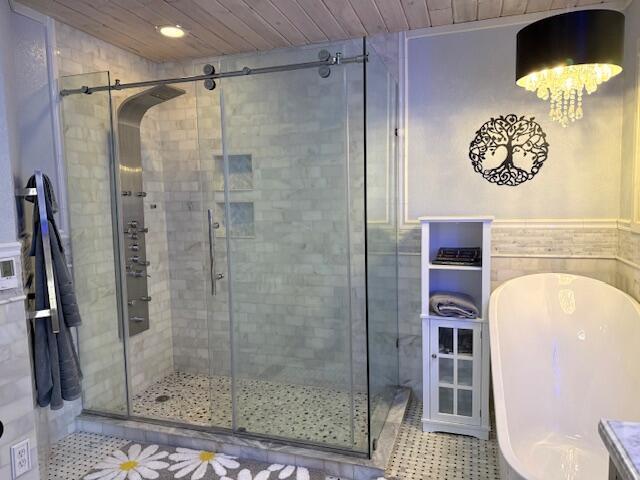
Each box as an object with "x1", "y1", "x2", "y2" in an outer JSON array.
[{"x1": 18, "y1": 0, "x2": 610, "y2": 62}]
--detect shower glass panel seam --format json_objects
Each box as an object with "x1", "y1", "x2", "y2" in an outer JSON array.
[
  {"x1": 362, "y1": 37, "x2": 373, "y2": 459},
  {"x1": 341, "y1": 51, "x2": 356, "y2": 452},
  {"x1": 108, "y1": 69, "x2": 134, "y2": 417}
]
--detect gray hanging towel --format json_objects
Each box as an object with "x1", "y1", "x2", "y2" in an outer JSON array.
[{"x1": 26, "y1": 174, "x2": 82, "y2": 410}]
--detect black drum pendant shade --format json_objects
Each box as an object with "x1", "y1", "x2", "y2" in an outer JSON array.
[{"x1": 516, "y1": 9, "x2": 625, "y2": 126}]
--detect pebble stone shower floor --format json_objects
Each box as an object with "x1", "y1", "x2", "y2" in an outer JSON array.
[
  {"x1": 46, "y1": 398, "x2": 500, "y2": 479},
  {"x1": 130, "y1": 372, "x2": 370, "y2": 450}
]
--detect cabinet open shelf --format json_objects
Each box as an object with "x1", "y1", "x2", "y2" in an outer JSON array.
[
  {"x1": 420, "y1": 216, "x2": 493, "y2": 440},
  {"x1": 428, "y1": 263, "x2": 482, "y2": 271},
  {"x1": 421, "y1": 313, "x2": 484, "y2": 323}
]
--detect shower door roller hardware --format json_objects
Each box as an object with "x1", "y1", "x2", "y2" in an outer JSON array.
[
  {"x1": 318, "y1": 49, "x2": 331, "y2": 62},
  {"x1": 122, "y1": 190, "x2": 132, "y2": 196},
  {"x1": 318, "y1": 65, "x2": 331, "y2": 78},
  {"x1": 130, "y1": 316, "x2": 145, "y2": 323},
  {"x1": 129, "y1": 243, "x2": 140, "y2": 251},
  {"x1": 128, "y1": 220, "x2": 138, "y2": 228}
]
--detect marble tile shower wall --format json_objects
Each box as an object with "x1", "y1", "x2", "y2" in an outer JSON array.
[
  {"x1": 158, "y1": 48, "x2": 370, "y2": 390},
  {"x1": 57, "y1": 22, "x2": 174, "y2": 410},
  {"x1": 60, "y1": 81, "x2": 127, "y2": 415},
  {"x1": 153, "y1": 72, "x2": 215, "y2": 377},
  {"x1": 133, "y1": 112, "x2": 175, "y2": 395}
]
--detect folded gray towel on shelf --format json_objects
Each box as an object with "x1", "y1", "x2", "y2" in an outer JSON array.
[{"x1": 429, "y1": 291, "x2": 479, "y2": 319}]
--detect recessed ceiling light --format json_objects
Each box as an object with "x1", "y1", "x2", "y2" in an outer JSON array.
[{"x1": 157, "y1": 25, "x2": 185, "y2": 38}]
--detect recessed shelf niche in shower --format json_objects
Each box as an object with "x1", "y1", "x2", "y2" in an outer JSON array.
[{"x1": 117, "y1": 85, "x2": 185, "y2": 336}]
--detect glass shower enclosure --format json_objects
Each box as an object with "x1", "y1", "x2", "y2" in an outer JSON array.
[{"x1": 59, "y1": 37, "x2": 399, "y2": 456}]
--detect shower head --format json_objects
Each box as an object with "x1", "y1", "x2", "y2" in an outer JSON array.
[
  {"x1": 118, "y1": 85, "x2": 185, "y2": 126},
  {"x1": 147, "y1": 85, "x2": 185, "y2": 101}
]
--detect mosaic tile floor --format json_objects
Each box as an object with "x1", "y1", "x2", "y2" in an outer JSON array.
[
  {"x1": 48, "y1": 398, "x2": 500, "y2": 479},
  {"x1": 47, "y1": 433, "x2": 327, "y2": 480},
  {"x1": 385, "y1": 399, "x2": 500, "y2": 480},
  {"x1": 46, "y1": 432, "x2": 129, "y2": 480},
  {"x1": 131, "y1": 371, "x2": 369, "y2": 450}
]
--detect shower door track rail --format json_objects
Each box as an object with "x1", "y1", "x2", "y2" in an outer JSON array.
[{"x1": 60, "y1": 52, "x2": 368, "y2": 96}]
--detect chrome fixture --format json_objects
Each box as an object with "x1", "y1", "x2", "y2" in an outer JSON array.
[
  {"x1": 207, "y1": 209, "x2": 223, "y2": 295},
  {"x1": 118, "y1": 84, "x2": 185, "y2": 336},
  {"x1": 60, "y1": 51, "x2": 368, "y2": 96},
  {"x1": 130, "y1": 256, "x2": 150, "y2": 266}
]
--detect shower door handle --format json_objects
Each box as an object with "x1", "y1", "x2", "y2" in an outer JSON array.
[{"x1": 207, "y1": 209, "x2": 221, "y2": 296}]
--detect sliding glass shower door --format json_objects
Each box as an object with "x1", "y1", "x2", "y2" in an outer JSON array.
[
  {"x1": 212, "y1": 42, "x2": 368, "y2": 452},
  {"x1": 61, "y1": 37, "x2": 400, "y2": 456}
]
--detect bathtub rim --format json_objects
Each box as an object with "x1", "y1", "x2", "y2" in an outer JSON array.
[{"x1": 488, "y1": 272, "x2": 640, "y2": 480}]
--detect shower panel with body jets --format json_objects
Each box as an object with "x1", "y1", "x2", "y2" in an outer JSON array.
[{"x1": 59, "y1": 39, "x2": 400, "y2": 457}]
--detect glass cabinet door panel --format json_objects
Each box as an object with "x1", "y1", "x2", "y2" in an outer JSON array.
[
  {"x1": 439, "y1": 358, "x2": 454, "y2": 384},
  {"x1": 439, "y1": 387, "x2": 454, "y2": 414},
  {"x1": 430, "y1": 319, "x2": 482, "y2": 426},
  {"x1": 458, "y1": 359, "x2": 473, "y2": 387},
  {"x1": 439, "y1": 327, "x2": 454, "y2": 354},
  {"x1": 457, "y1": 328, "x2": 473, "y2": 355},
  {"x1": 458, "y1": 389, "x2": 473, "y2": 417}
]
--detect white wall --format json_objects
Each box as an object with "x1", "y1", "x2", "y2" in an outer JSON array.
[
  {"x1": 405, "y1": 19, "x2": 623, "y2": 221},
  {"x1": 0, "y1": 3, "x2": 41, "y2": 479},
  {"x1": 620, "y1": 0, "x2": 640, "y2": 220},
  {"x1": 10, "y1": 13, "x2": 59, "y2": 199},
  {"x1": 0, "y1": 0, "x2": 19, "y2": 243}
]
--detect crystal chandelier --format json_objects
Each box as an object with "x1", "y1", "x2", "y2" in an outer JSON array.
[
  {"x1": 516, "y1": 10, "x2": 624, "y2": 127},
  {"x1": 516, "y1": 63, "x2": 622, "y2": 127}
]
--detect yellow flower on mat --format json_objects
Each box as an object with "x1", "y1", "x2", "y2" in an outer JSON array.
[
  {"x1": 168, "y1": 447, "x2": 240, "y2": 479},
  {"x1": 84, "y1": 444, "x2": 169, "y2": 480}
]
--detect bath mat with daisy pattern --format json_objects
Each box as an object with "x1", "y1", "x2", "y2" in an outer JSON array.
[{"x1": 83, "y1": 442, "x2": 325, "y2": 480}]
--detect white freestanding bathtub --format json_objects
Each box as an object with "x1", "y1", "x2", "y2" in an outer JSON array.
[{"x1": 489, "y1": 273, "x2": 640, "y2": 480}]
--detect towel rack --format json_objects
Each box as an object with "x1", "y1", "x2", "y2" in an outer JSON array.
[{"x1": 15, "y1": 170, "x2": 60, "y2": 333}]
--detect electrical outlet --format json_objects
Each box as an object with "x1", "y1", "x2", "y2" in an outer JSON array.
[{"x1": 11, "y1": 439, "x2": 31, "y2": 478}]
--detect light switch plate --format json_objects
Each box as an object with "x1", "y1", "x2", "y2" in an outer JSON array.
[{"x1": 11, "y1": 439, "x2": 31, "y2": 478}]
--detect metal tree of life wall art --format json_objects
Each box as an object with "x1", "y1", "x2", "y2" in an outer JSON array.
[{"x1": 469, "y1": 114, "x2": 549, "y2": 186}]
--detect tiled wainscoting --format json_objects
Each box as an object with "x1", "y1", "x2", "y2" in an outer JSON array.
[{"x1": 0, "y1": 245, "x2": 40, "y2": 480}]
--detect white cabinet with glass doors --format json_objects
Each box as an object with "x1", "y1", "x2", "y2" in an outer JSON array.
[{"x1": 420, "y1": 216, "x2": 492, "y2": 440}]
